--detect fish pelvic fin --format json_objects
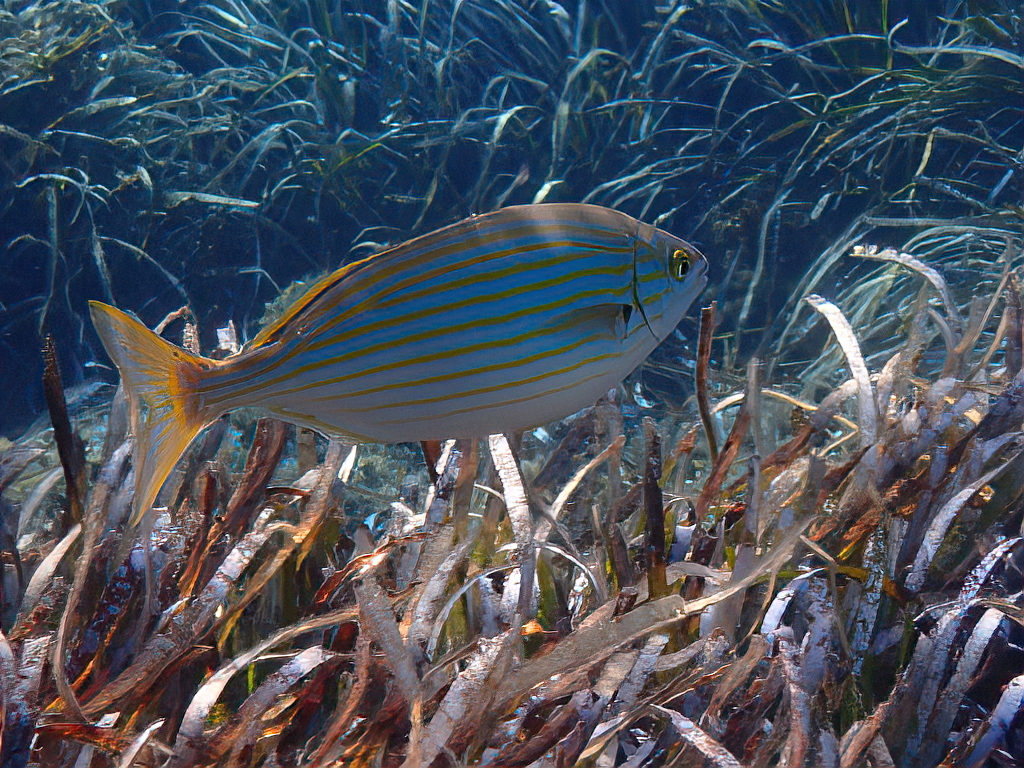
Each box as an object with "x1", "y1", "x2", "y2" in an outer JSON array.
[{"x1": 89, "y1": 301, "x2": 216, "y2": 525}]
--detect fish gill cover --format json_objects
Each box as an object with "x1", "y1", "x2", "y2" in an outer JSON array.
[{"x1": 0, "y1": 0, "x2": 1022, "y2": 766}]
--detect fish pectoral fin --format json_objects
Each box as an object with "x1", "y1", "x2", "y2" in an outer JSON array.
[{"x1": 541, "y1": 303, "x2": 634, "y2": 341}]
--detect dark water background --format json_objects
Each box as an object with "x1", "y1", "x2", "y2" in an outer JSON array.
[{"x1": 0, "y1": 0, "x2": 1020, "y2": 436}]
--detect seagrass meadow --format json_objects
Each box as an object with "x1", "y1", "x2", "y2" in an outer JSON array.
[{"x1": 0, "y1": 0, "x2": 1023, "y2": 766}]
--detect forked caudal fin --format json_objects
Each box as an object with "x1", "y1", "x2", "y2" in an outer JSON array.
[{"x1": 89, "y1": 301, "x2": 216, "y2": 524}]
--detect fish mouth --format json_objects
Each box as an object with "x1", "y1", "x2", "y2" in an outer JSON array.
[
  {"x1": 685, "y1": 247, "x2": 710, "y2": 292},
  {"x1": 692, "y1": 250, "x2": 710, "y2": 281}
]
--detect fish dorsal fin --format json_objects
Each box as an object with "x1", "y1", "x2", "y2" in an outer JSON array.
[{"x1": 249, "y1": 263, "x2": 359, "y2": 348}]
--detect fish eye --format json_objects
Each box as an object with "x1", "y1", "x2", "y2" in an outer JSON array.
[{"x1": 670, "y1": 248, "x2": 691, "y2": 280}]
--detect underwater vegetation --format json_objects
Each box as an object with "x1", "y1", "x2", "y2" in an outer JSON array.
[{"x1": 0, "y1": 0, "x2": 1022, "y2": 766}]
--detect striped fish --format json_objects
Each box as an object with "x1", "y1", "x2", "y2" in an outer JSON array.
[{"x1": 90, "y1": 203, "x2": 708, "y2": 522}]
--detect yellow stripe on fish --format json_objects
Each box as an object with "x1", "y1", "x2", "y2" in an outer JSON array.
[{"x1": 89, "y1": 203, "x2": 708, "y2": 523}]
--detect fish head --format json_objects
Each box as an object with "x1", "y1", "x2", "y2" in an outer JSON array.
[{"x1": 630, "y1": 221, "x2": 709, "y2": 339}]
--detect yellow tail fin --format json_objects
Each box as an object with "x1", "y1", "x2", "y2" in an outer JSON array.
[{"x1": 89, "y1": 301, "x2": 215, "y2": 524}]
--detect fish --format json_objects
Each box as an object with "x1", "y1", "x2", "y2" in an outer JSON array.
[{"x1": 90, "y1": 203, "x2": 708, "y2": 523}]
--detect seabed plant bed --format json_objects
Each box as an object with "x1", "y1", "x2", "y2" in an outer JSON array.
[
  {"x1": 1, "y1": 0, "x2": 1023, "y2": 766},
  {"x1": 1, "y1": 218, "x2": 1023, "y2": 767}
]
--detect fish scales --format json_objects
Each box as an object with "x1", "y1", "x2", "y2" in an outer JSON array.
[
  {"x1": 220, "y1": 216, "x2": 637, "y2": 379},
  {"x1": 203, "y1": 208, "x2": 679, "y2": 436},
  {"x1": 90, "y1": 203, "x2": 708, "y2": 522}
]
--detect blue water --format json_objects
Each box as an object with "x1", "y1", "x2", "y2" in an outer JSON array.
[{"x1": 0, "y1": 0, "x2": 1020, "y2": 436}]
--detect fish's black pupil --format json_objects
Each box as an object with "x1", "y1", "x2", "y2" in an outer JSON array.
[{"x1": 672, "y1": 249, "x2": 690, "y2": 279}]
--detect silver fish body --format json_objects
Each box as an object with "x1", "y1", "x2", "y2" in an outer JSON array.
[
  {"x1": 90, "y1": 203, "x2": 708, "y2": 521},
  {"x1": 201, "y1": 203, "x2": 708, "y2": 441}
]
